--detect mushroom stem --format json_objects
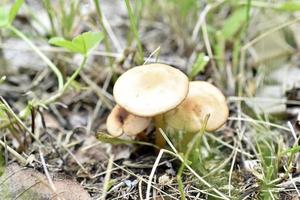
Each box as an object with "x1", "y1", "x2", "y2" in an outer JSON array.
[
  {"x1": 154, "y1": 114, "x2": 166, "y2": 149},
  {"x1": 135, "y1": 130, "x2": 147, "y2": 141}
]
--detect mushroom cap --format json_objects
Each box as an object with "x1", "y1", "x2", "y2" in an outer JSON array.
[
  {"x1": 106, "y1": 105, "x2": 151, "y2": 137},
  {"x1": 164, "y1": 81, "x2": 229, "y2": 132},
  {"x1": 113, "y1": 63, "x2": 189, "y2": 117}
]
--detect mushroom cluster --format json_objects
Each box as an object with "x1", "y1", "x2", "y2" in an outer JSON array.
[
  {"x1": 105, "y1": 63, "x2": 229, "y2": 147},
  {"x1": 106, "y1": 63, "x2": 189, "y2": 139}
]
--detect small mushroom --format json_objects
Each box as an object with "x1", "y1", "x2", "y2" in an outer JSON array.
[
  {"x1": 113, "y1": 63, "x2": 189, "y2": 117},
  {"x1": 106, "y1": 105, "x2": 151, "y2": 137},
  {"x1": 164, "y1": 81, "x2": 229, "y2": 132}
]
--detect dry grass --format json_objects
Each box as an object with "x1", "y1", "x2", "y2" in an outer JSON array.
[{"x1": 1, "y1": 0, "x2": 300, "y2": 199}]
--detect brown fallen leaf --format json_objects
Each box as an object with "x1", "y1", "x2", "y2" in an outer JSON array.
[{"x1": 0, "y1": 163, "x2": 91, "y2": 200}]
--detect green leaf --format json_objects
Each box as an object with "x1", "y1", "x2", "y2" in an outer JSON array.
[
  {"x1": 221, "y1": 7, "x2": 248, "y2": 40},
  {"x1": 9, "y1": 0, "x2": 24, "y2": 24},
  {"x1": 188, "y1": 53, "x2": 209, "y2": 80},
  {"x1": 278, "y1": 1, "x2": 300, "y2": 12},
  {"x1": 49, "y1": 37, "x2": 83, "y2": 53},
  {"x1": 79, "y1": 32, "x2": 104, "y2": 55},
  {"x1": 124, "y1": 0, "x2": 144, "y2": 64},
  {"x1": 49, "y1": 31, "x2": 104, "y2": 55}
]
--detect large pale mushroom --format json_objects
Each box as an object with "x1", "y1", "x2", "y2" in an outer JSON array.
[
  {"x1": 113, "y1": 63, "x2": 189, "y2": 147},
  {"x1": 113, "y1": 63, "x2": 189, "y2": 117},
  {"x1": 164, "y1": 81, "x2": 229, "y2": 133},
  {"x1": 106, "y1": 105, "x2": 151, "y2": 137}
]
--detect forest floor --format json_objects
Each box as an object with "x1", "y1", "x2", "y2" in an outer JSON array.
[{"x1": 1, "y1": 0, "x2": 300, "y2": 199}]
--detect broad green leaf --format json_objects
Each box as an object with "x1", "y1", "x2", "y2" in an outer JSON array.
[
  {"x1": 49, "y1": 37, "x2": 83, "y2": 54},
  {"x1": 49, "y1": 31, "x2": 104, "y2": 55},
  {"x1": 9, "y1": 0, "x2": 24, "y2": 24},
  {"x1": 71, "y1": 35, "x2": 87, "y2": 54},
  {"x1": 79, "y1": 32, "x2": 104, "y2": 55},
  {"x1": 278, "y1": 1, "x2": 300, "y2": 12},
  {"x1": 221, "y1": 7, "x2": 248, "y2": 40},
  {"x1": 188, "y1": 53, "x2": 209, "y2": 80},
  {"x1": 0, "y1": 7, "x2": 9, "y2": 27}
]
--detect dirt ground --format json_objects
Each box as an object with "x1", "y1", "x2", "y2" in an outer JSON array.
[{"x1": 1, "y1": 0, "x2": 300, "y2": 199}]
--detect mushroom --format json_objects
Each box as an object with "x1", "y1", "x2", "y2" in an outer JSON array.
[
  {"x1": 113, "y1": 63, "x2": 189, "y2": 117},
  {"x1": 106, "y1": 105, "x2": 151, "y2": 137},
  {"x1": 164, "y1": 81, "x2": 229, "y2": 133},
  {"x1": 113, "y1": 63, "x2": 189, "y2": 147}
]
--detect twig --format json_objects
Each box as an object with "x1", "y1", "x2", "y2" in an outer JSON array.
[
  {"x1": 138, "y1": 180, "x2": 143, "y2": 200},
  {"x1": 201, "y1": 21, "x2": 221, "y2": 81},
  {"x1": 287, "y1": 167, "x2": 300, "y2": 197},
  {"x1": 287, "y1": 121, "x2": 297, "y2": 142},
  {"x1": 0, "y1": 140, "x2": 26, "y2": 165},
  {"x1": 146, "y1": 149, "x2": 164, "y2": 200},
  {"x1": 228, "y1": 116, "x2": 290, "y2": 131},
  {"x1": 228, "y1": 96, "x2": 300, "y2": 106},
  {"x1": 102, "y1": 14, "x2": 123, "y2": 53},
  {"x1": 39, "y1": 149, "x2": 61, "y2": 200},
  {"x1": 101, "y1": 154, "x2": 114, "y2": 200},
  {"x1": 192, "y1": 5, "x2": 211, "y2": 41},
  {"x1": 228, "y1": 140, "x2": 238, "y2": 197}
]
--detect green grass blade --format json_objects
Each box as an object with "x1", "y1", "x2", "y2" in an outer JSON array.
[
  {"x1": 8, "y1": 0, "x2": 24, "y2": 24},
  {"x1": 9, "y1": 25, "x2": 64, "y2": 90},
  {"x1": 214, "y1": 31, "x2": 225, "y2": 69},
  {"x1": 278, "y1": 1, "x2": 300, "y2": 12},
  {"x1": 188, "y1": 53, "x2": 209, "y2": 80},
  {"x1": 124, "y1": 0, "x2": 144, "y2": 64},
  {"x1": 42, "y1": 0, "x2": 57, "y2": 36},
  {"x1": 221, "y1": 6, "x2": 248, "y2": 40},
  {"x1": 93, "y1": 0, "x2": 114, "y2": 66}
]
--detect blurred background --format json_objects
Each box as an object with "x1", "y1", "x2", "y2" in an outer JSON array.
[{"x1": 1, "y1": 0, "x2": 300, "y2": 199}]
